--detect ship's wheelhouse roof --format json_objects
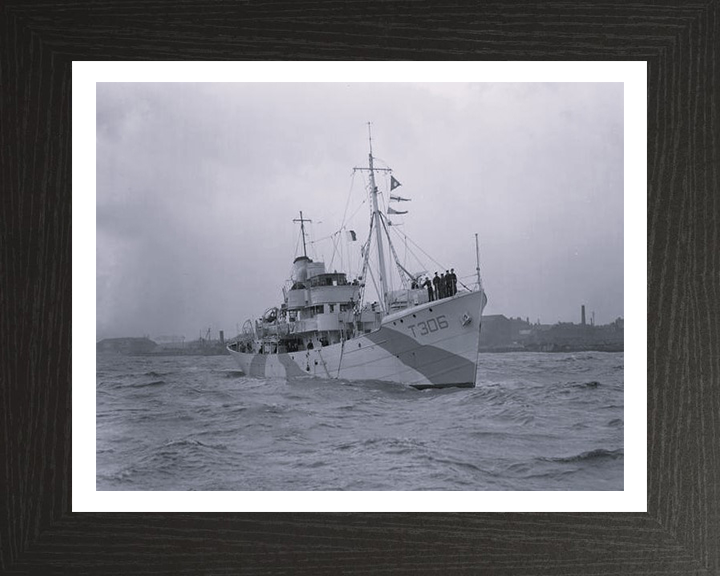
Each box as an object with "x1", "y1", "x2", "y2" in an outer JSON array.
[
  {"x1": 308, "y1": 273, "x2": 348, "y2": 287},
  {"x1": 289, "y1": 272, "x2": 349, "y2": 292}
]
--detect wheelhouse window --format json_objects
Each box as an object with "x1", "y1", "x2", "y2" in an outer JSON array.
[{"x1": 309, "y1": 273, "x2": 348, "y2": 287}]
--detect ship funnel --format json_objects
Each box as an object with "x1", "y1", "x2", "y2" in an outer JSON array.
[{"x1": 292, "y1": 256, "x2": 312, "y2": 282}]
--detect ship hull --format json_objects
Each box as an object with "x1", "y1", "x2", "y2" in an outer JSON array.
[{"x1": 228, "y1": 290, "x2": 487, "y2": 388}]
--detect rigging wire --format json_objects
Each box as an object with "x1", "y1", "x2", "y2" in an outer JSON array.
[
  {"x1": 327, "y1": 199, "x2": 367, "y2": 269},
  {"x1": 365, "y1": 264, "x2": 381, "y2": 307},
  {"x1": 328, "y1": 170, "x2": 359, "y2": 269},
  {"x1": 327, "y1": 230, "x2": 341, "y2": 269},
  {"x1": 404, "y1": 233, "x2": 408, "y2": 269},
  {"x1": 310, "y1": 231, "x2": 339, "y2": 245},
  {"x1": 389, "y1": 225, "x2": 445, "y2": 273},
  {"x1": 380, "y1": 214, "x2": 415, "y2": 288},
  {"x1": 387, "y1": 226, "x2": 428, "y2": 277},
  {"x1": 339, "y1": 170, "x2": 357, "y2": 230},
  {"x1": 387, "y1": 225, "x2": 472, "y2": 292},
  {"x1": 293, "y1": 227, "x2": 302, "y2": 259},
  {"x1": 346, "y1": 198, "x2": 368, "y2": 223},
  {"x1": 356, "y1": 212, "x2": 375, "y2": 307},
  {"x1": 327, "y1": 172, "x2": 368, "y2": 270}
]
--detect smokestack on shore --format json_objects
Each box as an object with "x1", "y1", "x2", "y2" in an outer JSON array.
[{"x1": 581, "y1": 305, "x2": 586, "y2": 326}]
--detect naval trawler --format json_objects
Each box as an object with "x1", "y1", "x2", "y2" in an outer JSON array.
[{"x1": 227, "y1": 129, "x2": 487, "y2": 389}]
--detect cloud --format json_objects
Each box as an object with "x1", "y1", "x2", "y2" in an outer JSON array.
[{"x1": 97, "y1": 82, "x2": 623, "y2": 339}]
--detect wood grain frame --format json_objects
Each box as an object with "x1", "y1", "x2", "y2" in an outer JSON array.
[{"x1": 2, "y1": 2, "x2": 718, "y2": 574}]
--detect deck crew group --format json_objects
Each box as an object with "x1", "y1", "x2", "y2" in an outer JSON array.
[{"x1": 413, "y1": 269, "x2": 458, "y2": 302}]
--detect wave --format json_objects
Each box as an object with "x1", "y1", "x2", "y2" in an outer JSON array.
[
  {"x1": 503, "y1": 461, "x2": 532, "y2": 475},
  {"x1": 335, "y1": 436, "x2": 426, "y2": 455},
  {"x1": 426, "y1": 456, "x2": 486, "y2": 474},
  {"x1": 573, "y1": 380, "x2": 601, "y2": 388},
  {"x1": 161, "y1": 438, "x2": 227, "y2": 451},
  {"x1": 495, "y1": 406, "x2": 535, "y2": 425},
  {"x1": 124, "y1": 380, "x2": 167, "y2": 388},
  {"x1": 543, "y1": 448, "x2": 623, "y2": 463}
]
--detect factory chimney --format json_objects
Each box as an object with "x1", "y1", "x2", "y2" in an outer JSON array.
[
  {"x1": 581, "y1": 305, "x2": 586, "y2": 326},
  {"x1": 219, "y1": 330, "x2": 225, "y2": 343}
]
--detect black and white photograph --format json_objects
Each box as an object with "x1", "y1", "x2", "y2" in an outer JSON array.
[{"x1": 96, "y1": 82, "x2": 624, "y2": 491}]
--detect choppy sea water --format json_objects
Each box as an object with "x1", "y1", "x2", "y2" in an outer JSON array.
[{"x1": 96, "y1": 352, "x2": 623, "y2": 491}]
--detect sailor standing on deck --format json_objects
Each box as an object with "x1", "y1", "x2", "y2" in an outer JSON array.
[
  {"x1": 450, "y1": 268, "x2": 457, "y2": 295},
  {"x1": 423, "y1": 277, "x2": 433, "y2": 302},
  {"x1": 432, "y1": 272, "x2": 440, "y2": 301}
]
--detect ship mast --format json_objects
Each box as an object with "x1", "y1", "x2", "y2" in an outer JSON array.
[
  {"x1": 293, "y1": 211, "x2": 312, "y2": 258},
  {"x1": 367, "y1": 123, "x2": 389, "y2": 311}
]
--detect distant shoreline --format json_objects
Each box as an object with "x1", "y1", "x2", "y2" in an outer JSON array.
[{"x1": 479, "y1": 346, "x2": 623, "y2": 354}]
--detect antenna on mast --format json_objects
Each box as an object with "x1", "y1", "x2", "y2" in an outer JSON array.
[
  {"x1": 475, "y1": 233, "x2": 483, "y2": 291},
  {"x1": 293, "y1": 211, "x2": 312, "y2": 258}
]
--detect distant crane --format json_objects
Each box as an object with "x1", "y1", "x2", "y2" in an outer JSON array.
[{"x1": 199, "y1": 327, "x2": 212, "y2": 344}]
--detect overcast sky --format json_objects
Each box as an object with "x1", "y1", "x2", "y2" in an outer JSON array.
[{"x1": 97, "y1": 82, "x2": 623, "y2": 341}]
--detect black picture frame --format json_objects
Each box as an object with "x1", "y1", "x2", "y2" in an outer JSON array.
[{"x1": 2, "y1": 2, "x2": 718, "y2": 574}]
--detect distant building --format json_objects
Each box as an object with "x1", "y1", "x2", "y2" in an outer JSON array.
[
  {"x1": 524, "y1": 319, "x2": 623, "y2": 352},
  {"x1": 480, "y1": 314, "x2": 623, "y2": 352},
  {"x1": 479, "y1": 315, "x2": 512, "y2": 348},
  {"x1": 479, "y1": 315, "x2": 533, "y2": 350}
]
